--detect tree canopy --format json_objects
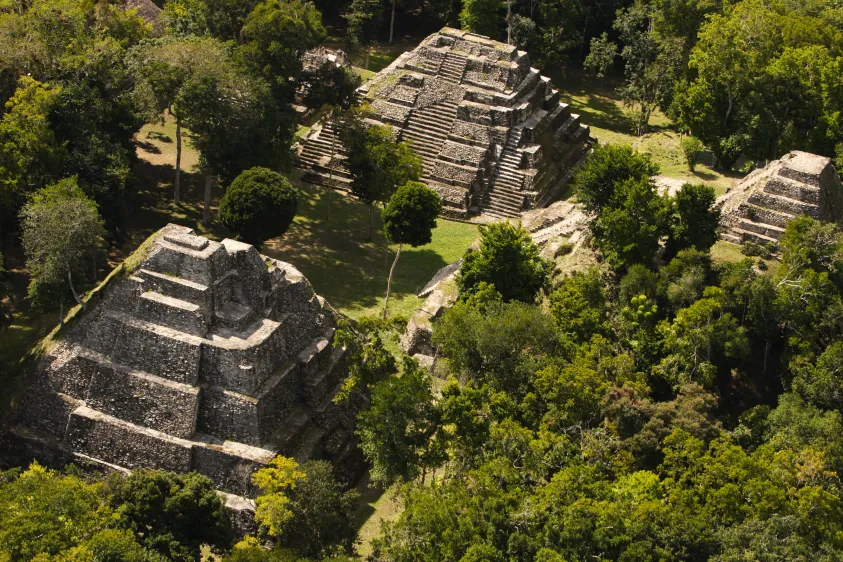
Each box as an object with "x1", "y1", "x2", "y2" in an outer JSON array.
[{"x1": 218, "y1": 167, "x2": 298, "y2": 247}]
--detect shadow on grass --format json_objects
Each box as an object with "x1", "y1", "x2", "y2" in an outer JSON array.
[
  {"x1": 262, "y1": 184, "x2": 449, "y2": 316},
  {"x1": 149, "y1": 131, "x2": 173, "y2": 143},
  {"x1": 133, "y1": 140, "x2": 162, "y2": 155}
]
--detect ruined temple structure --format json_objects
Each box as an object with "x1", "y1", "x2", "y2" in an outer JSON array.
[
  {"x1": 718, "y1": 151, "x2": 843, "y2": 245},
  {"x1": 302, "y1": 47, "x2": 351, "y2": 73},
  {"x1": 298, "y1": 28, "x2": 592, "y2": 219},
  {"x1": 7, "y1": 225, "x2": 363, "y2": 506}
]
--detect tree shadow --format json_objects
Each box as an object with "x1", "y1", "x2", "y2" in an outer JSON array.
[
  {"x1": 261, "y1": 186, "x2": 449, "y2": 315},
  {"x1": 148, "y1": 131, "x2": 173, "y2": 143},
  {"x1": 133, "y1": 140, "x2": 162, "y2": 155}
]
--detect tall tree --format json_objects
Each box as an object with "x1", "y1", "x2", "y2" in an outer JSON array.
[
  {"x1": 238, "y1": 0, "x2": 326, "y2": 104},
  {"x1": 381, "y1": 181, "x2": 441, "y2": 318},
  {"x1": 341, "y1": 119, "x2": 422, "y2": 241},
  {"x1": 460, "y1": 0, "x2": 503, "y2": 39},
  {"x1": 357, "y1": 357, "x2": 444, "y2": 486},
  {"x1": 457, "y1": 221, "x2": 551, "y2": 303},
  {"x1": 20, "y1": 178, "x2": 105, "y2": 324},
  {"x1": 218, "y1": 167, "x2": 298, "y2": 247},
  {"x1": 111, "y1": 470, "x2": 234, "y2": 562},
  {"x1": 345, "y1": 0, "x2": 383, "y2": 70}
]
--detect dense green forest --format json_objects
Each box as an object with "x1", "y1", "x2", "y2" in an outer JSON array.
[{"x1": 2, "y1": 0, "x2": 843, "y2": 561}]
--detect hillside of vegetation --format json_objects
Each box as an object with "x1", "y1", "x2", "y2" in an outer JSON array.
[{"x1": 2, "y1": 0, "x2": 843, "y2": 561}]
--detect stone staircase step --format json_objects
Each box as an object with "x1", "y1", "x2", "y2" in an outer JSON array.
[
  {"x1": 737, "y1": 218, "x2": 786, "y2": 239},
  {"x1": 729, "y1": 227, "x2": 779, "y2": 246},
  {"x1": 293, "y1": 426, "x2": 328, "y2": 463},
  {"x1": 137, "y1": 290, "x2": 207, "y2": 337},
  {"x1": 271, "y1": 407, "x2": 313, "y2": 455},
  {"x1": 215, "y1": 301, "x2": 257, "y2": 333}
]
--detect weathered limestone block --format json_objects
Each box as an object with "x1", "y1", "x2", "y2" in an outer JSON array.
[
  {"x1": 66, "y1": 407, "x2": 194, "y2": 473},
  {"x1": 111, "y1": 314, "x2": 203, "y2": 384},
  {"x1": 86, "y1": 360, "x2": 200, "y2": 439}
]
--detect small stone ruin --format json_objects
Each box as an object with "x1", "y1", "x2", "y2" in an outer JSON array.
[
  {"x1": 299, "y1": 28, "x2": 592, "y2": 219},
  {"x1": 302, "y1": 47, "x2": 351, "y2": 73},
  {"x1": 718, "y1": 151, "x2": 843, "y2": 245},
  {"x1": 7, "y1": 225, "x2": 363, "y2": 507}
]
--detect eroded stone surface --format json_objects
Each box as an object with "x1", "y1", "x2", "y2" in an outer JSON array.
[
  {"x1": 718, "y1": 151, "x2": 843, "y2": 246},
  {"x1": 298, "y1": 28, "x2": 592, "y2": 219},
  {"x1": 9, "y1": 225, "x2": 364, "y2": 499}
]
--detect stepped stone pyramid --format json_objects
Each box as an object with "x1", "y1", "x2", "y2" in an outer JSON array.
[
  {"x1": 718, "y1": 151, "x2": 843, "y2": 245},
  {"x1": 7, "y1": 225, "x2": 363, "y2": 501},
  {"x1": 298, "y1": 28, "x2": 591, "y2": 219}
]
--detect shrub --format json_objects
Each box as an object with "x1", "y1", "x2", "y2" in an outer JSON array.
[
  {"x1": 680, "y1": 136, "x2": 704, "y2": 171},
  {"x1": 219, "y1": 167, "x2": 298, "y2": 247}
]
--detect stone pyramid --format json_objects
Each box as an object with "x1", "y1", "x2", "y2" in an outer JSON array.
[
  {"x1": 7, "y1": 225, "x2": 363, "y2": 503},
  {"x1": 718, "y1": 151, "x2": 843, "y2": 245},
  {"x1": 298, "y1": 28, "x2": 591, "y2": 219}
]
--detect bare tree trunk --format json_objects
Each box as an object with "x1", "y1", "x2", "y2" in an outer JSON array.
[
  {"x1": 506, "y1": 0, "x2": 512, "y2": 45},
  {"x1": 389, "y1": 0, "x2": 396, "y2": 44},
  {"x1": 67, "y1": 267, "x2": 85, "y2": 309},
  {"x1": 763, "y1": 339, "x2": 771, "y2": 375},
  {"x1": 383, "y1": 244, "x2": 402, "y2": 319},
  {"x1": 365, "y1": 46, "x2": 371, "y2": 70},
  {"x1": 59, "y1": 294, "x2": 64, "y2": 328},
  {"x1": 368, "y1": 205, "x2": 374, "y2": 242},
  {"x1": 175, "y1": 114, "x2": 182, "y2": 204},
  {"x1": 203, "y1": 173, "x2": 213, "y2": 226}
]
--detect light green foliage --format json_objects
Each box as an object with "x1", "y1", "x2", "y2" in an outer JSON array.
[
  {"x1": 680, "y1": 135, "x2": 704, "y2": 171},
  {"x1": 252, "y1": 456, "x2": 307, "y2": 539},
  {"x1": 219, "y1": 167, "x2": 298, "y2": 247},
  {"x1": 0, "y1": 0, "x2": 148, "y2": 232},
  {"x1": 0, "y1": 77, "x2": 64, "y2": 219},
  {"x1": 459, "y1": 0, "x2": 503, "y2": 38},
  {"x1": 659, "y1": 248, "x2": 712, "y2": 313},
  {"x1": 457, "y1": 221, "x2": 551, "y2": 303},
  {"x1": 268, "y1": 461, "x2": 359, "y2": 558},
  {"x1": 583, "y1": 32, "x2": 617, "y2": 78},
  {"x1": 357, "y1": 357, "x2": 444, "y2": 486},
  {"x1": 20, "y1": 178, "x2": 105, "y2": 310},
  {"x1": 656, "y1": 287, "x2": 749, "y2": 388},
  {"x1": 0, "y1": 463, "x2": 113, "y2": 562}
]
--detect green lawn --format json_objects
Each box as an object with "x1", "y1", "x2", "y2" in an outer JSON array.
[
  {"x1": 262, "y1": 184, "x2": 476, "y2": 321},
  {"x1": 552, "y1": 70, "x2": 741, "y2": 196}
]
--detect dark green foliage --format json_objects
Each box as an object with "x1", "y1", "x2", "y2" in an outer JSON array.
[
  {"x1": 273, "y1": 460, "x2": 359, "y2": 558},
  {"x1": 457, "y1": 222, "x2": 551, "y2": 303},
  {"x1": 357, "y1": 357, "x2": 444, "y2": 486},
  {"x1": 572, "y1": 143, "x2": 660, "y2": 216},
  {"x1": 549, "y1": 267, "x2": 608, "y2": 343},
  {"x1": 238, "y1": 0, "x2": 327, "y2": 102},
  {"x1": 460, "y1": 0, "x2": 503, "y2": 38},
  {"x1": 111, "y1": 470, "x2": 234, "y2": 562},
  {"x1": 0, "y1": 253, "x2": 11, "y2": 329},
  {"x1": 666, "y1": 183, "x2": 719, "y2": 256},
  {"x1": 219, "y1": 167, "x2": 298, "y2": 247},
  {"x1": 300, "y1": 64, "x2": 362, "y2": 111},
  {"x1": 590, "y1": 176, "x2": 671, "y2": 269},
  {"x1": 382, "y1": 181, "x2": 441, "y2": 247}
]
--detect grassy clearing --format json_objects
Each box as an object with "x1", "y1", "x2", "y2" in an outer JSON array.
[
  {"x1": 352, "y1": 475, "x2": 403, "y2": 558},
  {"x1": 710, "y1": 240, "x2": 780, "y2": 276},
  {"x1": 553, "y1": 70, "x2": 741, "y2": 196},
  {"x1": 262, "y1": 183, "x2": 476, "y2": 321}
]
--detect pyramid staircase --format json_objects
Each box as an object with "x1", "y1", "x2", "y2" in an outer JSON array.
[{"x1": 11, "y1": 226, "x2": 364, "y2": 500}]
